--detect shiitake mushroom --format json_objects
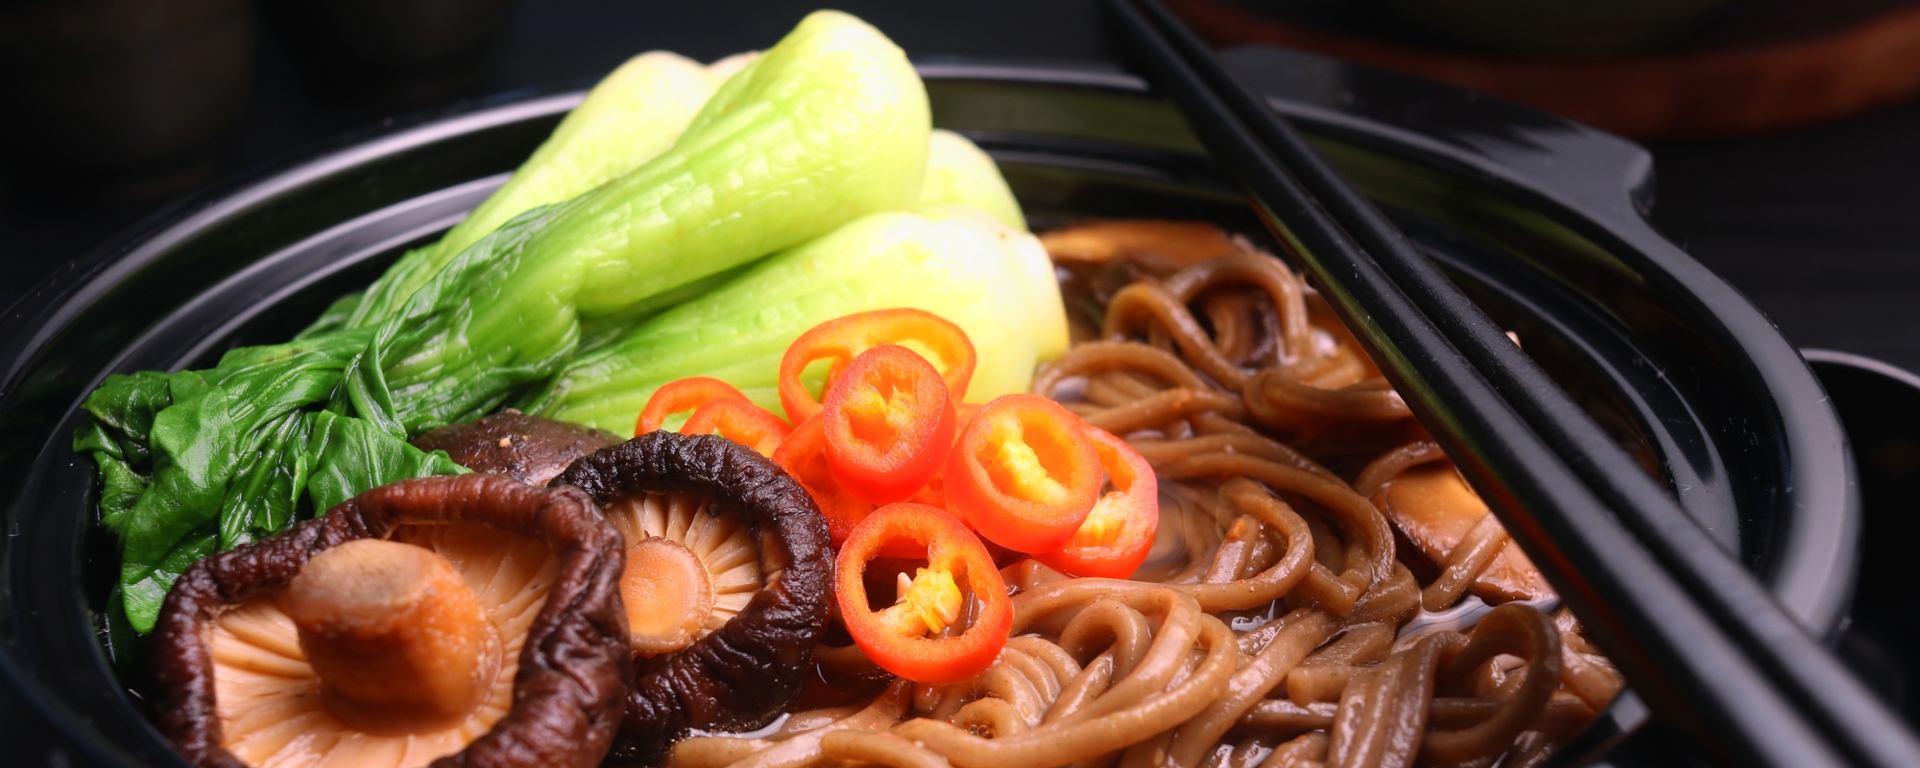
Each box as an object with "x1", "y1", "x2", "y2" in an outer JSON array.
[
  {"x1": 1370, "y1": 458, "x2": 1554, "y2": 604},
  {"x1": 417, "y1": 416, "x2": 773, "y2": 657},
  {"x1": 555, "y1": 431, "x2": 833, "y2": 764},
  {"x1": 413, "y1": 416, "x2": 835, "y2": 762},
  {"x1": 412, "y1": 409, "x2": 622, "y2": 487},
  {"x1": 151, "y1": 474, "x2": 631, "y2": 768},
  {"x1": 600, "y1": 490, "x2": 766, "y2": 658}
]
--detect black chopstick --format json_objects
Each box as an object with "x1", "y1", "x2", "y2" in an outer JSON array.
[
  {"x1": 1116, "y1": 4, "x2": 1920, "y2": 768},
  {"x1": 1103, "y1": 1, "x2": 1920, "y2": 765}
]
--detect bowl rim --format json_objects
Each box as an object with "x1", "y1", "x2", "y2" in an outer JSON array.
[
  {"x1": 926, "y1": 51, "x2": 1859, "y2": 640},
  {"x1": 0, "y1": 53, "x2": 1859, "y2": 766}
]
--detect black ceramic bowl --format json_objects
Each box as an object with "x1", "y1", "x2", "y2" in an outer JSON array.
[{"x1": 0, "y1": 51, "x2": 1858, "y2": 766}]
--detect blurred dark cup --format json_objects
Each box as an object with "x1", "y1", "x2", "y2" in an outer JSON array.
[
  {"x1": 258, "y1": 0, "x2": 515, "y2": 107},
  {"x1": 0, "y1": 0, "x2": 254, "y2": 204}
]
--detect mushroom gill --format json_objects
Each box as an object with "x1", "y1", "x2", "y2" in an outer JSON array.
[
  {"x1": 555, "y1": 431, "x2": 833, "y2": 764},
  {"x1": 152, "y1": 475, "x2": 630, "y2": 768},
  {"x1": 207, "y1": 528, "x2": 549, "y2": 765},
  {"x1": 601, "y1": 492, "x2": 768, "y2": 657},
  {"x1": 411, "y1": 413, "x2": 771, "y2": 657}
]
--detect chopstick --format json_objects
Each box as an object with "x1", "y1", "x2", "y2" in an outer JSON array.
[
  {"x1": 1114, "y1": 4, "x2": 1920, "y2": 768},
  {"x1": 1103, "y1": 1, "x2": 1920, "y2": 765}
]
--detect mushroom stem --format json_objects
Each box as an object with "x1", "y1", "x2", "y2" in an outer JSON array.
[
  {"x1": 623, "y1": 536, "x2": 717, "y2": 655},
  {"x1": 284, "y1": 538, "x2": 502, "y2": 735}
]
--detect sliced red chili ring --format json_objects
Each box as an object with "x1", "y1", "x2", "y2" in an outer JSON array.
[
  {"x1": 834, "y1": 503, "x2": 1012, "y2": 685},
  {"x1": 771, "y1": 415, "x2": 875, "y2": 550},
  {"x1": 899, "y1": 403, "x2": 980, "y2": 509},
  {"x1": 635, "y1": 377, "x2": 751, "y2": 436},
  {"x1": 777, "y1": 309, "x2": 976, "y2": 424},
  {"x1": 942, "y1": 394, "x2": 1102, "y2": 554},
  {"x1": 682, "y1": 397, "x2": 791, "y2": 457},
  {"x1": 953, "y1": 402, "x2": 982, "y2": 430},
  {"x1": 903, "y1": 468, "x2": 947, "y2": 509},
  {"x1": 822, "y1": 345, "x2": 956, "y2": 505},
  {"x1": 1033, "y1": 427, "x2": 1160, "y2": 579}
]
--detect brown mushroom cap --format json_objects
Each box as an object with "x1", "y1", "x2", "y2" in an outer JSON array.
[
  {"x1": 412, "y1": 410, "x2": 622, "y2": 487},
  {"x1": 151, "y1": 474, "x2": 631, "y2": 768},
  {"x1": 554, "y1": 431, "x2": 833, "y2": 764}
]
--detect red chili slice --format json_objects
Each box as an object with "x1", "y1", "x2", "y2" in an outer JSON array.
[
  {"x1": 900, "y1": 403, "x2": 980, "y2": 509},
  {"x1": 822, "y1": 345, "x2": 956, "y2": 505},
  {"x1": 1033, "y1": 427, "x2": 1160, "y2": 578},
  {"x1": 943, "y1": 394, "x2": 1102, "y2": 554},
  {"x1": 835, "y1": 503, "x2": 1012, "y2": 685},
  {"x1": 772, "y1": 415, "x2": 875, "y2": 550},
  {"x1": 777, "y1": 309, "x2": 976, "y2": 424},
  {"x1": 682, "y1": 398, "x2": 791, "y2": 458},
  {"x1": 635, "y1": 377, "x2": 751, "y2": 435}
]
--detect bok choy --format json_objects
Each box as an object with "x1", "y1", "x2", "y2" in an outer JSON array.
[
  {"x1": 524, "y1": 206, "x2": 1068, "y2": 432},
  {"x1": 76, "y1": 9, "x2": 930, "y2": 632}
]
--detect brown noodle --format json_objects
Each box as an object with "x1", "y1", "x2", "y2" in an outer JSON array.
[{"x1": 668, "y1": 223, "x2": 1621, "y2": 768}]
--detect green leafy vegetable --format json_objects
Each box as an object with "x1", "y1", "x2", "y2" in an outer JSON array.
[{"x1": 77, "y1": 9, "x2": 930, "y2": 632}]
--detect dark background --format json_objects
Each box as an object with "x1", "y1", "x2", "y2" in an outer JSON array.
[
  {"x1": 3, "y1": 1, "x2": 1919, "y2": 765},
  {"x1": 4, "y1": 0, "x2": 1918, "y2": 375}
]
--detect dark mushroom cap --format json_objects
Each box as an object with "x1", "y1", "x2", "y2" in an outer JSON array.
[
  {"x1": 553, "y1": 431, "x2": 833, "y2": 764},
  {"x1": 152, "y1": 474, "x2": 631, "y2": 768},
  {"x1": 412, "y1": 410, "x2": 622, "y2": 487}
]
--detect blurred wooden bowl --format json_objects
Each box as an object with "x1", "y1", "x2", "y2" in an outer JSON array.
[{"x1": 1171, "y1": 0, "x2": 1920, "y2": 138}]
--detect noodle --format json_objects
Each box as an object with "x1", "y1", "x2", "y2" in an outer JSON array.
[
  {"x1": 1421, "y1": 515, "x2": 1510, "y2": 613},
  {"x1": 1326, "y1": 632, "x2": 1456, "y2": 768},
  {"x1": 669, "y1": 222, "x2": 1617, "y2": 768},
  {"x1": 1262, "y1": 732, "x2": 1330, "y2": 768},
  {"x1": 1165, "y1": 608, "x2": 1334, "y2": 766}
]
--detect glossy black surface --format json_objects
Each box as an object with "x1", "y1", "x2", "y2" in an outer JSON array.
[
  {"x1": 1117, "y1": 5, "x2": 1880, "y2": 761},
  {"x1": 0, "y1": 57, "x2": 1859, "y2": 765},
  {"x1": 1806, "y1": 351, "x2": 1920, "y2": 725}
]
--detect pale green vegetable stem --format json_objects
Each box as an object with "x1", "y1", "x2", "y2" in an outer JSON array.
[{"x1": 529, "y1": 207, "x2": 1067, "y2": 432}]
